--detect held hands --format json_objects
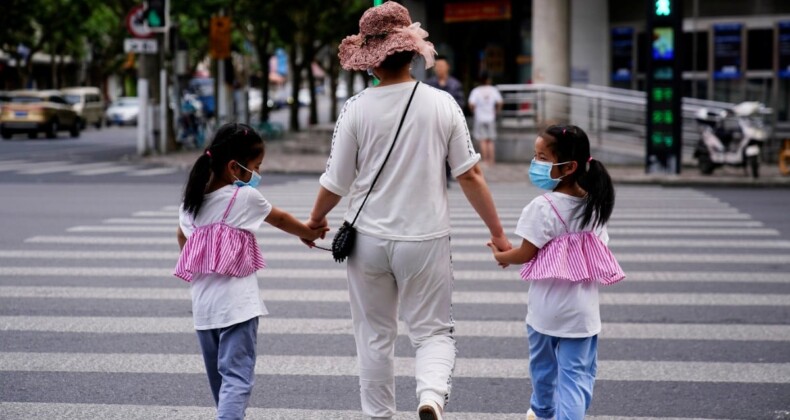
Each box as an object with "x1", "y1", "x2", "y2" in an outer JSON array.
[
  {"x1": 487, "y1": 233, "x2": 512, "y2": 269},
  {"x1": 301, "y1": 216, "x2": 329, "y2": 247}
]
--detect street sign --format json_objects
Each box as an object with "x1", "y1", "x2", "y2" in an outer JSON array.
[
  {"x1": 126, "y1": 5, "x2": 153, "y2": 38},
  {"x1": 209, "y1": 16, "x2": 232, "y2": 60},
  {"x1": 124, "y1": 38, "x2": 158, "y2": 54}
]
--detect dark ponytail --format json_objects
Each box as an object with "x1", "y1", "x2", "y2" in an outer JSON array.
[
  {"x1": 542, "y1": 124, "x2": 615, "y2": 228},
  {"x1": 182, "y1": 123, "x2": 265, "y2": 217}
]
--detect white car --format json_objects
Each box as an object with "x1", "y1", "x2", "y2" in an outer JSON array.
[{"x1": 105, "y1": 97, "x2": 140, "y2": 126}]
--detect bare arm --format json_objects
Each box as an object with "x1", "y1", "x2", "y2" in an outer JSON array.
[
  {"x1": 266, "y1": 207, "x2": 328, "y2": 241},
  {"x1": 308, "y1": 186, "x2": 343, "y2": 228},
  {"x1": 488, "y1": 238, "x2": 538, "y2": 265},
  {"x1": 456, "y1": 164, "x2": 511, "y2": 252},
  {"x1": 177, "y1": 226, "x2": 187, "y2": 250}
]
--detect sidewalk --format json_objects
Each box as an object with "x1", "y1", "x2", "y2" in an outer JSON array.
[{"x1": 144, "y1": 132, "x2": 790, "y2": 188}]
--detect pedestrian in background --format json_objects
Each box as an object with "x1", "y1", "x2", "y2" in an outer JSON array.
[
  {"x1": 174, "y1": 123, "x2": 327, "y2": 420},
  {"x1": 486, "y1": 125, "x2": 624, "y2": 420},
  {"x1": 468, "y1": 73, "x2": 503, "y2": 166},
  {"x1": 426, "y1": 56, "x2": 465, "y2": 109},
  {"x1": 427, "y1": 56, "x2": 466, "y2": 187},
  {"x1": 306, "y1": 2, "x2": 511, "y2": 419}
]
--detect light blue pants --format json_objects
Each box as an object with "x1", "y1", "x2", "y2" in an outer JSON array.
[
  {"x1": 527, "y1": 325, "x2": 598, "y2": 420},
  {"x1": 196, "y1": 317, "x2": 259, "y2": 420}
]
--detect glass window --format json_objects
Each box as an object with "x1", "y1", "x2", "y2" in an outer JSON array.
[
  {"x1": 747, "y1": 29, "x2": 773, "y2": 70},
  {"x1": 63, "y1": 95, "x2": 81, "y2": 104}
]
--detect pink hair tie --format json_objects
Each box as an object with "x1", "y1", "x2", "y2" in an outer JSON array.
[
  {"x1": 205, "y1": 150, "x2": 212, "y2": 158},
  {"x1": 587, "y1": 156, "x2": 594, "y2": 163},
  {"x1": 244, "y1": 129, "x2": 248, "y2": 135},
  {"x1": 562, "y1": 129, "x2": 567, "y2": 135}
]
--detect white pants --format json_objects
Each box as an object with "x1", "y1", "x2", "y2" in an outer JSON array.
[{"x1": 347, "y1": 233, "x2": 457, "y2": 419}]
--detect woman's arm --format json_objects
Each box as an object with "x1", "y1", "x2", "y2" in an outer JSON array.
[
  {"x1": 266, "y1": 207, "x2": 329, "y2": 241},
  {"x1": 456, "y1": 164, "x2": 511, "y2": 252},
  {"x1": 488, "y1": 238, "x2": 538, "y2": 266},
  {"x1": 177, "y1": 226, "x2": 187, "y2": 250}
]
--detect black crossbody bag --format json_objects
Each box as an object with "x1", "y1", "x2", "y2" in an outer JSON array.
[{"x1": 331, "y1": 81, "x2": 420, "y2": 263}]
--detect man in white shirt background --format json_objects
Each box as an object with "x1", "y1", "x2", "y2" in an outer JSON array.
[{"x1": 468, "y1": 73, "x2": 503, "y2": 166}]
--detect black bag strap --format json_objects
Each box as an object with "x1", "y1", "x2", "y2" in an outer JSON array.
[{"x1": 348, "y1": 81, "x2": 420, "y2": 226}]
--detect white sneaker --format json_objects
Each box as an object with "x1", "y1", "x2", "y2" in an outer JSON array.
[
  {"x1": 418, "y1": 400, "x2": 443, "y2": 420},
  {"x1": 526, "y1": 408, "x2": 553, "y2": 420}
]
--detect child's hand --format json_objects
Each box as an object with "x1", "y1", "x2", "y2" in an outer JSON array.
[
  {"x1": 486, "y1": 242, "x2": 510, "y2": 269},
  {"x1": 302, "y1": 225, "x2": 330, "y2": 243}
]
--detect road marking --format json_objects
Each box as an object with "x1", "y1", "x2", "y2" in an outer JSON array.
[
  {"x1": 3, "y1": 249, "x2": 788, "y2": 264},
  {"x1": 0, "y1": 266, "x2": 788, "y2": 283},
  {"x1": 25, "y1": 235, "x2": 790, "y2": 250},
  {"x1": 65, "y1": 224, "x2": 781, "y2": 236},
  {"x1": 3, "y1": 316, "x2": 788, "y2": 341},
  {"x1": 16, "y1": 162, "x2": 115, "y2": 175},
  {"x1": 0, "y1": 402, "x2": 711, "y2": 420},
  {"x1": 73, "y1": 166, "x2": 136, "y2": 176},
  {"x1": 102, "y1": 217, "x2": 765, "y2": 229},
  {"x1": 126, "y1": 167, "x2": 179, "y2": 176},
  {"x1": 2, "y1": 352, "x2": 788, "y2": 383},
  {"x1": 0, "y1": 286, "x2": 787, "y2": 306}
]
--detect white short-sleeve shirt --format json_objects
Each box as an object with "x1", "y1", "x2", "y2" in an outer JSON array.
[
  {"x1": 320, "y1": 81, "x2": 480, "y2": 241},
  {"x1": 468, "y1": 85, "x2": 503, "y2": 123},
  {"x1": 515, "y1": 192, "x2": 609, "y2": 338},
  {"x1": 179, "y1": 185, "x2": 272, "y2": 330}
]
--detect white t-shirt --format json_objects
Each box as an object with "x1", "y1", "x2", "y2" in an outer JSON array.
[
  {"x1": 320, "y1": 81, "x2": 480, "y2": 241},
  {"x1": 514, "y1": 192, "x2": 609, "y2": 338},
  {"x1": 468, "y1": 85, "x2": 503, "y2": 123},
  {"x1": 178, "y1": 185, "x2": 272, "y2": 330}
]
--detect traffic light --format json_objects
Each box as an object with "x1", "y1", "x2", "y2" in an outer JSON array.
[
  {"x1": 655, "y1": 0, "x2": 671, "y2": 16},
  {"x1": 145, "y1": 0, "x2": 167, "y2": 29}
]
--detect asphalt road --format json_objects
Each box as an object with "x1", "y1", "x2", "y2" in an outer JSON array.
[{"x1": 0, "y1": 129, "x2": 789, "y2": 419}]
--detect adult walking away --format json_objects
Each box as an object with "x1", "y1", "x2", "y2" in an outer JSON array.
[
  {"x1": 426, "y1": 56, "x2": 465, "y2": 109},
  {"x1": 305, "y1": 2, "x2": 511, "y2": 419},
  {"x1": 468, "y1": 73, "x2": 503, "y2": 166}
]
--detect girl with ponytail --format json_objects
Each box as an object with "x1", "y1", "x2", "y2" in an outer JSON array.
[
  {"x1": 174, "y1": 123, "x2": 327, "y2": 418},
  {"x1": 486, "y1": 125, "x2": 625, "y2": 420}
]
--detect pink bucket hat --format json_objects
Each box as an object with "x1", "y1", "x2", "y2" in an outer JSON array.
[{"x1": 338, "y1": 1, "x2": 436, "y2": 71}]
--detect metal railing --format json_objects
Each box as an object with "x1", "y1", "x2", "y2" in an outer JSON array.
[{"x1": 494, "y1": 83, "x2": 742, "y2": 164}]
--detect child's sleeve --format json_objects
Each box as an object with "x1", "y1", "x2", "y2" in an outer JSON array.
[
  {"x1": 178, "y1": 204, "x2": 193, "y2": 238},
  {"x1": 244, "y1": 189, "x2": 273, "y2": 230},
  {"x1": 513, "y1": 199, "x2": 554, "y2": 248}
]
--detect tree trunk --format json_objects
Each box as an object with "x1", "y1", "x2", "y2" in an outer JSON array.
[
  {"x1": 288, "y1": 45, "x2": 301, "y2": 132},
  {"x1": 305, "y1": 42, "x2": 318, "y2": 126},
  {"x1": 253, "y1": 26, "x2": 272, "y2": 123},
  {"x1": 328, "y1": 50, "x2": 339, "y2": 121}
]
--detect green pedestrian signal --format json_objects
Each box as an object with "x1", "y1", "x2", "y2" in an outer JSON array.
[
  {"x1": 655, "y1": 0, "x2": 671, "y2": 16},
  {"x1": 145, "y1": 0, "x2": 166, "y2": 29}
]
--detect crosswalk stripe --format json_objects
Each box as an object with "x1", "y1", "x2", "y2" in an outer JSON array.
[
  {"x1": 101, "y1": 217, "x2": 765, "y2": 228},
  {"x1": 0, "y1": 402, "x2": 711, "y2": 420},
  {"x1": 2, "y1": 249, "x2": 787, "y2": 264},
  {"x1": 65, "y1": 224, "x2": 782, "y2": 236},
  {"x1": 17, "y1": 162, "x2": 115, "y2": 175},
  {"x1": 0, "y1": 160, "x2": 69, "y2": 172},
  {"x1": 24, "y1": 235, "x2": 790, "y2": 250},
  {"x1": 126, "y1": 167, "x2": 179, "y2": 176},
  {"x1": 73, "y1": 166, "x2": 136, "y2": 176},
  {"x1": 131, "y1": 211, "x2": 755, "y2": 220},
  {"x1": 1, "y1": 266, "x2": 788, "y2": 283},
  {"x1": 3, "y1": 316, "x2": 787, "y2": 341},
  {"x1": 1, "y1": 286, "x2": 787, "y2": 306},
  {"x1": 2, "y1": 352, "x2": 788, "y2": 383}
]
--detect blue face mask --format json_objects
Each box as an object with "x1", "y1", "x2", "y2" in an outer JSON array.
[
  {"x1": 528, "y1": 158, "x2": 570, "y2": 190},
  {"x1": 233, "y1": 162, "x2": 261, "y2": 188}
]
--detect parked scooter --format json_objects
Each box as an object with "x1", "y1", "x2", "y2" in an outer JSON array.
[{"x1": 693, "y1": 102, "x2": 771, "y2": 178}]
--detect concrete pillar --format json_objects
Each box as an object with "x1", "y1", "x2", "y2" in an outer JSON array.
[
  {"x1": 532, "y1": 0, "x2": 569, "y2": 123},
  {"x1": 570, "y1": 0, "x2": 609, "y2": 135}
]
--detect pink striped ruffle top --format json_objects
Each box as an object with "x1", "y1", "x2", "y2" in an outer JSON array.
[
  {"x1": 520, "y1": 194, "x2": 625, "y2": 285},
  {"x1": 174, "y1": 186, "x2": 266, "y2": 282}
]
